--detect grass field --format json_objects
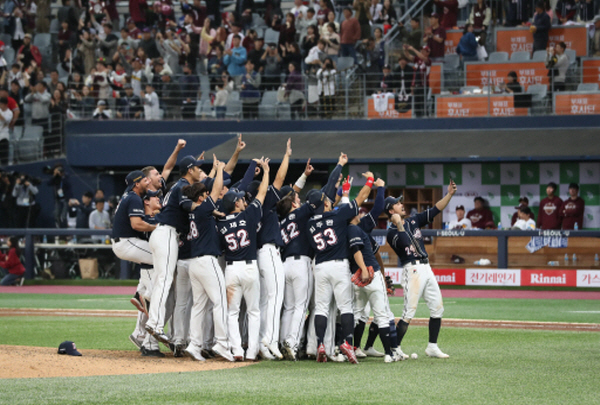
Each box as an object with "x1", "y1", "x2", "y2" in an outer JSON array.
[{"x1": 1, "y1": 293, "x2": 599, "y2": 405}]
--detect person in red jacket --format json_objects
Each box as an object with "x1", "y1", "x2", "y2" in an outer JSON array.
[
  {"x1": 16, "y1": 34, "x2": 42, "y2": 69},
  {"x1": 560, "y1": 183, "x2": 585, "y2": 230},
  {"x1": 0, "y1": 237, "x2": 25, "y2": 286},
  {"x1": 466, "y1": 196, "x2": 496, "y2": 229},
  {"x1": 434, "y1": 0, "x2": 459, "y2": 30},
  {"x1": 537, "y1": 182, "x2": 563, "y2": 230}
]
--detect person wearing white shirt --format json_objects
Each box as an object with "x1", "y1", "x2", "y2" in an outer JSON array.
[
  {"x1": 141, "y1": 83, "x2": 160, "y2": 120},
  {"x1": 448, "y1": 205, "x2": 472, "y2": 230},
  {"x1": 512, "y1": 206, "x2": 536, "y2": 230},
  {"x1": 370, "y1": 0, "x2": 383, "y2": 23},
  {"x1": 291, "y1": 0, "x2": 309, "y2": 18},
  {"x1": 89, "y1": 198, "x2": 111, "y2": 242},
  {"x1": 0, "y1": 97, "x2": 13, "y2": 164},
  {"x1": 305, "y1": 39, "x2": 326, "y2": 65}
]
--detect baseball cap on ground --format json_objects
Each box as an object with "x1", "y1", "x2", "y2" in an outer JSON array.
[
  {"x1": 384, "y1": 195, "x2": 403, "y2": 213},
  {"x1": 125, "y1": 170, "x2": 145, "y2": 191},
  {"x1": 58, "y1": 341, "x2": 82, "y2": 356},
  {"x1": 178, "y1": 155, "x2": 204, "y2": 173},
  {"x1": 222, "y1": 188, "x2": 246, "y2": 213}
]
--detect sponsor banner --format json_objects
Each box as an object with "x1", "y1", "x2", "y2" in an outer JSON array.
[
  {"x1": 436, "y1": 95, "x2": 528, "y2": 117},
  {"x1": 367, "y1": 96, "x2": 412, "y2": 119},
  {"x1": 582, "y1": 58, "x2": 600, "y2": 85},
  {"x1": 554, "y1": 92, "x2": 600, "y2": 115},
  {"x1": 521, "y1": 269, "x2": 577, "y2": 287},
  {"x1": 444, "y1": 30, "x2": 463, "y2": 56},
  {"x1": 496, "y1": 26, "x2": 587, "y2": 58},
  {"x1": 576, "y1": 270, "x2": 600, "y2": 288},
  {"x1": 465, "y1": 62, "x2": 549, "y2": 91},
  {"x1": 430, "y1": 63, "x2": 442, "y2": 95},
  {"x1": 466, "y1": 268, "x2": 521, "y2": 286},
  {"x1": 432, "y1": 268, "x2": 466, "y2": 285}
]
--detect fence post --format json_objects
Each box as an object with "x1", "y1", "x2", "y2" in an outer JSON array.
[
  {"x1": 497, "y1": 232, "x2": 508, "y2": 269},
  {"x1": 344, "y1": 71, "x2": 349, "y2": 119},
  {"x1": 25, "y1": 232, "x2": 34, "y2": 279}
]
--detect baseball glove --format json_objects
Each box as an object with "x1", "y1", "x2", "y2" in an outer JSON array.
[
  {"x1": 385, "y1": 275, "x2": 395, "y2": 296},
  {"x1": 352, "y1": 266, "x2": 375, "y2": 287}
]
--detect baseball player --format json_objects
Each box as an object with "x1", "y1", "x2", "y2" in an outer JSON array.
[
  {"x1": 386, "y1": 179, "x2": 457, "y2": 359},
  {"x1": 218, "y1": 158, "x2": 270, "y2": 361},
  {"x1": 307, "y1": 169, "x2": 376, "y2": 364},
  {"x1": 142, "y1": 138, "x2": 188, "y2": 195},
  {"x1": 181, "y1": 158, "x2": 234, "y2": 362},
  {"x1": 145, "y1": 155, "x2": 204, "y2": 346}
]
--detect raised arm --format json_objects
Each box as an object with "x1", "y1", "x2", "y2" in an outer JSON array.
[
  {"x1": 255, "y1": 158, "x2": 271, "y2": 204},
  {"x1": 210, "y1": 154, "x2": 226, "y2": 201},
  {"x1": 354, "y1": 171, "x2": 375, "y2": 207},
  {"x1": 292, "y1": 158, "x2": 314, "y2": 193},
  {"x1": 161, "y1": 139, "x2": 187, "y2": 181},
  {"x1": 322, "y1": 152, "x2": 348, "y2": 201},
  {"x1": 435, "y1": 179, "x2": 457, "y2": 211},
  {"x1": 273, "y1": 138, "x2": 292, "y2": 190},
  {"x1": 224, "y1": 133, "x2": 246, "y2": 175},
  {"x1": 370, "y1": 179, "x2": 385, "y2": 219},
  {"x1": 237, "y1": 159, "x2": 258, "y2": 192}
]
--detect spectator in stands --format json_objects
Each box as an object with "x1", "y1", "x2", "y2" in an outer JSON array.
[
  {"x1": 48, "y1": 164, "x2": 71, "y2": 228},
  {"x1": 283, "y1": 62, "x2": 304, "y2": 119},
  {"x1": 47, "y1": 70, "x2": 61, "y2": 95},
  {"x1": 139, "y1": 28, "x2": 160, "y2": 59},
  {"x1": 236, "y1": 0, "x2": 253, "y2": 29},
  {"x1": 0, "y1": 87, "x2": 20, "y2": 131},
  {"x1": 531, "y1": 1, "x2": 551, "y2": 53},
  {"x1": 354, "y1": 0, "x2": 372, "y2": 40},
  {"x1": 506, "y1": 0, "x2": 531, "y2": 27},
  {"x1": 381, "y1": 0, "x2": 398, "y2": 28},
  {"x1": 537, "y1": 182, "x2": 563, "y2": 230},
  {"x1": 398, "y1": 17, "x2": 422, "y2": 50},
  {"x1": 0, "y1": 97, "x2": 12, "y2": 165},
  {"x1": 291, "y1": 0, "x2": 309, "y2": 17},
  {"x1": 8, "y1": 7, "x2": 27, "y2": 51},
  {"x1": 58, "y1": 0, "x2": 79, "y2": 32},
  {"x1": 320, "y1": 10, "x2": 339, "y2": 38},
  {"x1": 224, "y1": 34, "x2": 247, "y2": 77},
  {"x1": 141, "y1": 83, "x2": 160, "y2": 120},
  {"x1": 226, "y1": 23, "x2": 245, "y2": 50},
  {"x1": 0, "y1": 172, "x2": 16, "y2": 228},
  {"x1": 468, "y1": 0, "x2": 491, "y2": 46},
  {"x1": 57, "y1": 20, "x2": 76, "y2": 61},
  {"x1": 424, "y1": 13, "x2": 446, "y2": 62},
  {"x1": 403, "y1": 44, "x2": 430, "y2": 117},
  {"x1": 511, "y1": 206, "x2": 536, "y2": 230},
  {"x1": 78, "y1": 30, "x2": 98, "y2": 75},
  {"x1": 12, "y1": 173, "x2": 39, "y2": 228},
  {"x1": 556, "y1": 0, "x2": 577, "y2": 24},
  {"x1": 434, "y1": 0, "x2": 459, "y2": 30},
  {"x1": 592, "y1": 16, "x2": 600, "y2": 57},
  {"x1": 49, "y1": 89, "x2": 67, "y2": 153},
  {"x1": 126, "y1": 17, "x2": 141, "y2": 40},
  {"x1": 449, "y1": 205, "x2": 472, "y2": 229},
  {"x1": 92, "y1": 99, "x2": 112, "y2": 119},
  {"x1": 89, "y1": 59, "x2": 111, "y2": 100},
  {"x1": 301, "y1": 25, "x2": 320, "y2": 59},
  {"x1": 546, "y1": 42, "x2": 569, "y2": 92},
  {"x1": 511, "y1": 197, "x2": 535, "y2": 226},
  {"x1": 273, "y1": 13, "x2": 297, "y2": 48},
  {"x1": 89, "y1": 198, "x2": 111, "y2": 241},
  {"x1": 242, "y1": 29, "x2": 257, "y2": 54},
  {"x1": 160, "y1": 70, "x2": 181, "y2": 119},
  {"x1": 180, "y1": 63, "x2": 199, "y2": 119},
  {"x1": 373, "y1": 27, "x2": 384, "y2": 52},
  {"x1": 16, "y1": 34, "x2": 41, "y2": 69},
  {"x1": 316, "y1": 57, "x2": 336, "y2": 118},
  {"x1": 261, "y1": 42, "x2": 282, "y2": 90},
  {"x1": 317, "y1": 0, "x2": 333, "y2": 23},
  {"x1": 576, "y1": 0, "x2": 594, "y2": 22},
  {"x1": 0, "y1": 236, "x2": 24, "y2": 286},
  {"x1": 72, "y1": 191, "x2": 94, "y2": 229},
  {"x1": 24, "y1": 81, "x2": 51, "y2": 155},
  {"x1": 297, "y1": 8, "x2": 317, "y2": 43},
  {"x1": 248, "y1": 37, "x2": 265, "y2": 73},
  {"x1": 500, "y1": 71, "x2": 522, "y2": 93},
  {"x1": 2, "y1": 0, "x2": 17, "y2": 31},
  {"x1": 208, "y1": 44, "x2": 226, "y2": 83},
  {"x1": 456, "y1": 23, "x2": 479, "y2": 63},
  {"x1": 379, "y1": 64, "x2": 394, "y2": 93},
  {"x1": 322, "y1": 22, "x2": 341, "y2": 60},
  {"x1": 560, "y1": 183, "x2": 585, "y2": 230},
  {"x1": 358, "y1": 37, "x2": 384, "y2": 92},
  {"x1": 340, "y1": 7, "x2": 361, "y2": 62},
  {"x1": 214, "y1": 71, "x2": 234, "y2": 119},
  {"x1": 281, "y1": 43, "x2": 302, "y2": 75},
  {"x1": 239, "y1": 59, "x2": 261, "y2": 120},
  {"x1": 466, "y1": 196, "x2": 495, "y2": 229},
  {"x1": 99, "y1": 23, "x2": 119, "y2": 58},
  {"x1": 74, "y1": 85, "x2": 96, "y2": 118},
  {"x1": 392, "y1": 55, "x2": 413, "y2": 109},
  {"x1": 369, "y1": 0, "x2": 383, "y2": 23},
  {"x1": 116, "y1": 83, "x2": 142, "y2": 119}
]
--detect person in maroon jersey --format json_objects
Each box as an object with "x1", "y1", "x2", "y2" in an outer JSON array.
[
  {"x1": 560, "y1": 183, "x2": 585, "y2": 230},
  {"x1": 537, "y1": 182, "x2": 562, "y2": 230},
  {"x1": 466, "y1": 196, "x2": 495, "y2": 229},
  {"x1": 423, "y1": 13, "x2": 445, "y2": 62},
  {"x1": 433, "y1": 0, "x2": 459, "y2": 30},
  {"x1": 403, "y1": 43, "x2": 431, "y2": 117}
]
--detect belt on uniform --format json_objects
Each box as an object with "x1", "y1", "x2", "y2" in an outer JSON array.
[
  {"x1": 226, "y1": 260, "x2": 255, "y2": 266},
  {"x1": 335, "y1": 259, "x2": 345, "y2": 262},
  {"x1": 113, "y1": 238, "x2": 120, "y2": 242},
  {"x1": 403, "y1": 258, "x2": 429, "y2": 266},
  {"x1": 284, "y1": 255, "x2": 302, "y2": 262}
]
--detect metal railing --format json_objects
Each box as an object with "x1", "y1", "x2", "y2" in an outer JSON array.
[{"x1": 5, "y1": 112, "x2": 66, "y2": 165}]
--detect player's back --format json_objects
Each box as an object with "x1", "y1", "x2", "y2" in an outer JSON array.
[
  {"x1": 308, "y1": 200, "x2": 359, "y2": 265},
  {"x1": 112, "y1": 191, "x2": 145, "y2": 239},
  {"x1": 280, "y1": 203, "x2": 314, "y2": 260},
  {"x1": 218, "y1": 199, "x2": 263, "y2": 262},
  {"x1": 155, "y1": 178, "x2": 192, "y2": 234}
]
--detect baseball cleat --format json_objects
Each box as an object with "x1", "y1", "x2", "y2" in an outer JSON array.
[
  {"x1": 316, "y1": 343, "x2": 327, "y2": 363},
  {"x1": 233, "y1": 355, "x2": 244, "y2": 362},
  {"x1": 393, "y1": 347, "x2": 409, "y2": 361},
  {"x1": 173, "y1": 344, "x2": 185, "y2": 358},
  {"x1": 364, "y1": 347, "x2": 385, "y2": 357},
  {"x1": 212, "y1": 344, "x2": 235, "y2": 362},
  {"x1": 201, "y1": 348, "x2": 215, "y2": 359},
  {"x1": 130, "y1": 292, "x2": 148, "y2": 315},
  {"x1": 339, "y1": 342, "x2": 358, "y2": 364},
  {"x1": 268, "y1": 342, "x2": 284, "y2": 360},
  {"x1": 140, "y1": 346, "x2": 165, "y2": 358},
  {"x1": 129, "y1": 334, "x2": 143, "y2": 350},
  {"x1": 384, "y1": 354, "x2": 395, "y2": 363},
  {"x1": 425, "y1": 345, "x2": 450, "y2": 359},
  {"x1": 282, "y1": 342, "x2": 297, "y2": 361},
  {"x1": 184, "y1": 345, "x2": 206, "y2": 361},
  {"x1": 354, "y1": 347, "x2": 367, "y2": 358},
  {"x1": 259, "y1": 347, "x2": 276, "y2": 360},
  {"x1": 154, "y1": 332, "x2": 171, "y2": 347}
]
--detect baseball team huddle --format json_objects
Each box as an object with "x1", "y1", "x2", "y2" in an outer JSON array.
[{"x1": 111, "y1": 135, "x2": 458, "y2": 364}]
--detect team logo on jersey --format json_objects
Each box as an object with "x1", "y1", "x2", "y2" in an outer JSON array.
[
  {"x1": 413, "y1": 228, "x2": 422, "y2": 239},
  {"x1": 470, "y1": 213, "x2": 482, "y2": 223},
  {"x1": 411, "y1": 220, "x2": 416, "y2": 225},
  {"x1": 543, "y1": 203, "x2": 557, "y2": 215},
  {"x1": 289, "y1": 214, "x2": 296, "y2": 220}
]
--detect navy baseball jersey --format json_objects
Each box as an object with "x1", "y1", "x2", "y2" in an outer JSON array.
[
  {"x1": 358, "y1": 187, "x2": 385, "y2": 234},
  {"x1": 188, "y1": 196, "x2": 221, "y2": 258},
  {"x1": 112, "y1": 191, "x2": 145, "y2": 239},
  {"x1": 178, "y1": 235, "x2": 192, "y2": 260},
  {"x1": 279, "y1": 203, "x2": 315, "y2": 260},
  {"x1": 387, "y1": 206, "x2": 440, "y2": 266},
  {"x1": 348, "y1": 224, "x2": 380, "y2": 273},
  {"x1": 142, "y1": 214, "x2": 157, "y2": 241},
  {"x1": 218, "y1": 199, "x2": 263, "y2": 262},
  {"x1": 257, "y1": 186, "x2": 284, "y2": 248},
  {"x1": 308, "y1": 200, "x2": 359, "y2": 265},
  {"x1": 154, "y1": 178, "x2": 193, "y2": 234}
]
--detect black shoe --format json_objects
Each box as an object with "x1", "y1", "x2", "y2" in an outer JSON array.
[
  {"x1": 141, "y1": 346, "x2": 165, "y2": 358},
  {"x1": 173, "y1": 344, "x2": 185, "y2": 358},
  {"x1": 201, "y1": 348, "x2": 215, "y2": 359}
]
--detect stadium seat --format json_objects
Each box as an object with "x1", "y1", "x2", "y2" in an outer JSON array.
[
  {"x1": 276, "y1": 103, "x2": 291, "y2": 120},
  {"x1": 526, "y1": 84, "x2": 548, "y2": 114},
  {"x1": 510, "y1": 51, "x2": 530, "y2": 62},
  {"x1": 4, "y1": 47, "x2": 15, "y2": 66},
  {"x1": 228, "y1": 91, "x2": 240, "y2": 102},
  {"x1": 50, "y1": 18, "x2": 60, "y2": 34},
  {"x1": 0, "y1": 33, "x2": 11, "y2": 46},
  {"x1": 33, "y1": 33, "x2": 52, "y2": 50},
  {"x1": 264, "y1": 28, "x2": 280, "y2": 45},
  {"x1": 336, "y1": 57, "x2": 354, "y2": 71},
  {"x1": 17, "y1": 125, "x2": 44, "y2": 161},
  {"x1": 258, "y1": 90, "x2": 278, "y2": 119},
  {"x1": 57, "y1": 63, "x2": 70, "y2": 79},
  {"x1": 565, "y1": 49, "x2": 576, "y2": 67},
  {"x1": 225, "y1": 99, "x2": 242, "y2": 118},
  {"x1": 252, "y1": 13, "x2": 267, "y2": 29},
  {"x1": 488, "y1": 52, "x2": 508, "y2": 63},
  {"x1": 531, "y1": 50, "x2": 546, "y2": 62},
  {"x1": 443, "y1": 54, "x2": 460, "y2": 70},
  {"x1": 576, "y1": 83, "x2": 599, "y2": 92}
]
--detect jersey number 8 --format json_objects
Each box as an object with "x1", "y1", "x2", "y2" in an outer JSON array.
[
  {"x1": 312, "y1": 228, "x2": 338, "y2": 251},
  {"x1": 225, "y1": 229, "x2": 251, "y2": 251}
]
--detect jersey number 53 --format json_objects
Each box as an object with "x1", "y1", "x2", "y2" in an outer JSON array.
[{"x1": 312, "y1": 228, "x2": 338, "y2": 251}]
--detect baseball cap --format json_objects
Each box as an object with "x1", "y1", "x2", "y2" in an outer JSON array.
[
  {"x1": 159, "y1": 68, "x2": 171, "y2": 76},
  {"x1": 306, "y1": 189, "x2": 326, "y2": 213},
  {"x1": 178, "y1": 155, "x2": 204, "y2": 173},
  {"x1": 24, "y1": 33, "x2": 32, "y2": 39},
  {"x1": 58, "y1": 341, "x2": 82, "y2": 356},
  {"x1": 245, "y1": 180, "x2": 261, "y2": 202},
  {"x1": 126, "y1": 17, "x2": 134, "y2": 24},
  {"x1": 384, "y1": 195, "x2": 403, "y2": 213},
  {"x1": 144, "y1": 189, "x2": 162, "y2": 200},
  {"x1": 202, "y1": 176, "x2": 231, "y2": 191},
  {"x1": 515, "y1": 196, "x2": 529, "y2": 208},
  {"x1": 125, "y1": 170, "x2": 145, "y2": 191},
  {"x1": 430, "y1": 12, "x2": 439, "y2": 18},
  {"x1": 97, "y1": 99, "x2": 106, "y2": 106},
  {"x1": 279, "y1": 185, "x2": 295, "y2": 199},
  {"x1": 142, "y1": 27, "x2": 151, "y2": 33},
  {"x1": 222, "y1": 188, "x2": 246, "y2": 213},
  {"x1": 422, "y1": 45, "x2": 431, "y2": 52},
  {"x1": 455, "y1": 205, "x2": 465, "y2": 211}
]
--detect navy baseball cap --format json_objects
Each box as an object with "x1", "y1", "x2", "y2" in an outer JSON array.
[
  {"x1": 202, "y1": 176, "x2": 232, "y2": 192},
  {"x1": 179, "y1": 155, "x2": 204, "y2": 173},
  {"x1": 245, "y1": 180, "x2": 261, "y2": 201},
  {"x1": 279, "y1": 185, "x2": 295, "y2": 199},
  {"x1": 306, "y1": 189, "x2": 325, "y2": 213},
  {"x1": 384, "y1": 195, "x2": 403, "y2": 213},
  {"x1": 144, "y1": 189, "x2": 162, "y2": 200},
  {"x1": 222, "y1": 188, "x2": 246, "y2": 214},
  {"x1": 125, "y1": 170, "x2": 145, "y2": 191},
  {"x1": 58, "y1": 341, "x2": 82, "y2": 356}
]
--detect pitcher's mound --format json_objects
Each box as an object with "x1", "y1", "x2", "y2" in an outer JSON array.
[{"x1": 0, "y1": 345, "x2": 252, "y2": 379}]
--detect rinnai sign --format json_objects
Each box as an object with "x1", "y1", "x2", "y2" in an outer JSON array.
[
  {"x1": 433, "y1": 269, "x2": 465, "y2": 285},
  {"x1": 521, "y1": 270, "x2": 576, "y2": 287},
  {"x1": 466, "y1": 269, "x2": 521, "y2": 286}
]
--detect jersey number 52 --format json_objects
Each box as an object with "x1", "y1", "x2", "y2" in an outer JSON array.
[
  {"x1": 312, "y1": 228, "x2": 338, "y2": 251},
  {"x1": 225, "y1": 230, "x2": 250, "y2": 251}
]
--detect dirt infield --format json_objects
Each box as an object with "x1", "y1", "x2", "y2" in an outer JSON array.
[{"x1": 0, "y1": 345, "x2": 251, "y2": 379}]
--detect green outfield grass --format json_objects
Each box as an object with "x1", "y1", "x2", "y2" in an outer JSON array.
[{"x1": 2, "y1": 294, "x2": 600, "y2": 323}]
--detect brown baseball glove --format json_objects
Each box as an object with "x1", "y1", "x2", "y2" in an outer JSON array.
[{"x1": 352, "y1": 266, "x2": 375, "y2": 287}]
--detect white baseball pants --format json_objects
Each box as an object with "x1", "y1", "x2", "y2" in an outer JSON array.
[
  {"x1": 112, "y1": 237, "x2": 153, "y2": 265},
  {"x1": 225, "y1": 260, "x2": 260, "y2": 359},
  {"x1": 147, "y1": 224, "x2": 179, "y2": 332},
  {"x1": 257, "y1": 244, "x2": 285, "y2": 347},
  {"x1": 353, "y1": 271, "x2": 389, "y2": 329},
  {"x1": 171, "y1": 259, "x2": 193, "y2": 345},
  {"x1": 314, "y1": 259, "x2": 353, "y2": 317},
  {"x1": 280, "y1": 255, "x2": 313, "y2": 349},
  {"x1": 402, "y1": 263, "x2": 444, "y2": 320}
]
